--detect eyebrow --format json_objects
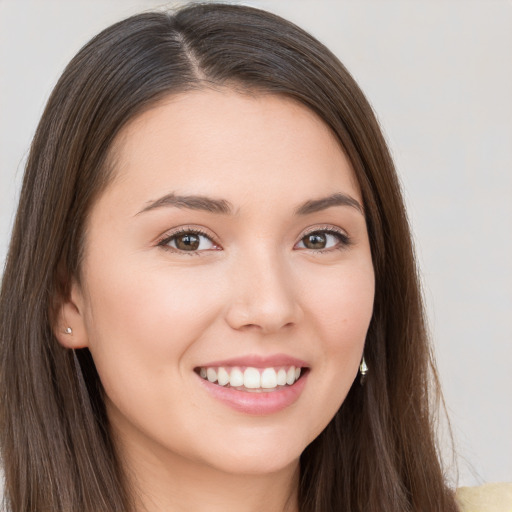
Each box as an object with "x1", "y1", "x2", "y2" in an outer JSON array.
[
  {"x1": 136, "y1": 192, "x2": 363, "y2": 216},
  {"x1": 294, "y1": 193, "x2": 364, "y2": 216},
  {"x1": 137, "y1": 193, "x2": 233, "y2": 215}
]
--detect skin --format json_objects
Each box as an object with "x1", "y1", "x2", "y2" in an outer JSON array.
[{"x1": 56, "y1": 89, "x2": 375, "y2": 512}]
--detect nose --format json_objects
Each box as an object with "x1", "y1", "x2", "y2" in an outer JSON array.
[{"x1": 224, "y1": 248, "x2": 303, "y2": 334}]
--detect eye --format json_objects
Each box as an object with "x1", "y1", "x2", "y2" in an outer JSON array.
[
  {"x1": 158, "y1": 229, "x2": 219, "y2": 253},
  {"x1": 295, "y1": 229, "x2": 350, "y2": 252}
]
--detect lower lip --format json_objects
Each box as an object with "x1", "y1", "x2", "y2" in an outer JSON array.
[{"x1": 197, "y1": 371, "x2": 308, "y2": 415}]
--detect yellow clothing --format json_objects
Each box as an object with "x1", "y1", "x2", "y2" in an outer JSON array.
[{"x1": 457, "y1": 483, "x2": 512, "y2": 512}]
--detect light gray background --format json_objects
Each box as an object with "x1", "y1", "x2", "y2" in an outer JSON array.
[{"x1": 0, "y1": 0, "x2": 511, "y2": 488}]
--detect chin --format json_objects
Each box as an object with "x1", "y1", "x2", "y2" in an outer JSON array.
[
  {"x1": 210, "y1": 449, "x2": 301, "y2": 477},
  {"x1": 192, "y1": 427, "x2": 311, "y2": 476}
]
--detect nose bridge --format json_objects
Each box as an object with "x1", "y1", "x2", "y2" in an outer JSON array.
[{"x1": 225, "y1": 241, "x2": 301, "y2": 333}]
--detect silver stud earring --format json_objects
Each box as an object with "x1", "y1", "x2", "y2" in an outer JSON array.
[
  {"x1": 359, "y1": 355, "x2": 368, "y2": 385},
  {"x1": 65, "y1": 327, "x2": 73, "y2": 335}
]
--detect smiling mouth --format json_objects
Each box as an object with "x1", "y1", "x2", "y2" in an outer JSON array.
[{"x1": 195, "y1": 365, "x2": 306, "y2": 392}]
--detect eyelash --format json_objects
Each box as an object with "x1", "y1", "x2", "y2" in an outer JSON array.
[{"x1": 156, "y1": 226, "x2": 351, "y2": 255}]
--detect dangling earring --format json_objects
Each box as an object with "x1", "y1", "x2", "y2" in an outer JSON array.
[{"x1": 359, "y1": 355, "x2": 368, "y2": 385}]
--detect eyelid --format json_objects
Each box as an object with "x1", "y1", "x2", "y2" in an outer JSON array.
[{"x1": 300, "y1": 225, "x2": 348, "y2": 238}]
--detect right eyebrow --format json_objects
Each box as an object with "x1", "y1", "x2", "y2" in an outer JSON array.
[
  {"x1": 136, "y1": 193, "x2": 234, "y2": 216},
  {"x1": 295, "y1": 193, "x2": 364, "y2": 216}
]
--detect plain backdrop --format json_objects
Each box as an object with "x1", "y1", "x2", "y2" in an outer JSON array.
[{"x1": 0, "y1": 0, "x2": 511, "y2": 488}]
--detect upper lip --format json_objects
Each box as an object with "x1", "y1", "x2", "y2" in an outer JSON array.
[{"x1": 196, "y1": 353, "x2": 309, "y2": 369}]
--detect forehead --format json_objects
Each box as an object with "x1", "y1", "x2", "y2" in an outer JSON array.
[{"x1": 103, "y1": 88, "x2": 361, "y2": 212}]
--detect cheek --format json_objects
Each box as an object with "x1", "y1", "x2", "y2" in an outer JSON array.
[
  {"x1": 302, "y1": 260, "x2": 375, "y2": 349},
  {"x1": 298, "y1": 261, "x2": 374, "y2": 410},
  {"x1": 80, "y1": 257, "x2": 224, "y2": 394}
]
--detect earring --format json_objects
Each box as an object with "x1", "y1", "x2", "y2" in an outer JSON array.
[
  {"x1": 359, "y1": 355, "x2": 368, "y2": 385},
  {"x1": 65, "y1": 327, "x2": 73, "y2": 334}
]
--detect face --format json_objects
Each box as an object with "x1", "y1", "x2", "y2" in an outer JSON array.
[{"x1": 60, "y1": 89, "x2": 374, "y2": 478}]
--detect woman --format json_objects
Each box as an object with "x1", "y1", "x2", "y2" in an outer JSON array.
[{"x1": 0, "y1": 3, "x2": 463, "y2": 511}]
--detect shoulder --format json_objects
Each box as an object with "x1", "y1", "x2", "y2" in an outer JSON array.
[{"x1": 456, "y1": 482, "x2": 512, "y2": 512}]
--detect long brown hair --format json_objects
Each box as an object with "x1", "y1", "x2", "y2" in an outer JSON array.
[{"x1": 0, "y1": 3, "x2": 458, "y2": 511}]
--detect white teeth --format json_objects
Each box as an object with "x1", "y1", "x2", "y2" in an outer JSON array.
[
  {"x1": 206, "y1": 368, "x2": 217, "y2": 383},
  {"x1": 198, "y1": 365, "x2": 304, "y2": 390},
  {"x1": 230, "y1": 368, "x2": 244, "y2": 387},
  {"x1": 261, "y1": 368, "x2": 277, "y2": 389},
  {"x1": 286, "y1": 366, "x2": 296, "y2": 385},
  {"x1": 244, "y1": 367, "x2": 261, "y2": 389},
  {"x1": 217, "y1": 367, "x2": 230, "y2": 386}
]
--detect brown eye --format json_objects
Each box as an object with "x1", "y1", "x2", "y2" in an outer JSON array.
[
  {"x1": 160, "y1": 230, "x2": 217, "y2": 252},
  {"x1": 303, "y1": 232, "x2": 328, "y2": 250},
  {"x1": 296, "y1": 230, "x2": 349, "y2": 252},
  {"x1": 175, "y1": 233, "x2": 200, "y2": 251}
]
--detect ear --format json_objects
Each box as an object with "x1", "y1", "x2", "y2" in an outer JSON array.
[{"x1": 53, "y1": 279, "x2": 89, "y2": 349}]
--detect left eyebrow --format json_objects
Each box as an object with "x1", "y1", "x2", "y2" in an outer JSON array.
[
  {"x1": 136, "y1": 193, "x2": 234, "y2": 216},
  {"x1": 295, "y1": 193, "x2": 364, "y2": 216}
]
